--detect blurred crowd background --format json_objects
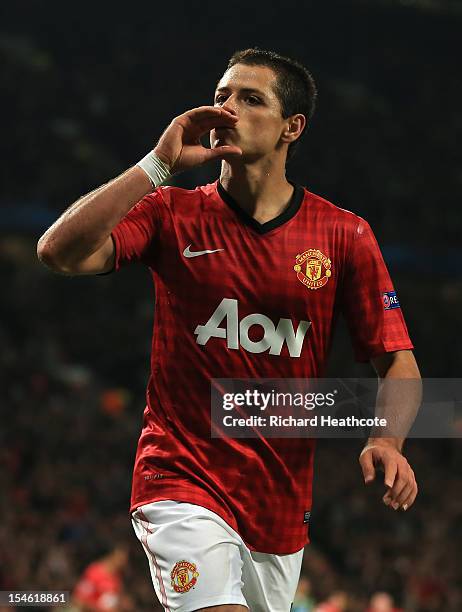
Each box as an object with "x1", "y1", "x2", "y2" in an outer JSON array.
[{"x1": 1, "y1": 0, "x2": 460, "y2": 610}]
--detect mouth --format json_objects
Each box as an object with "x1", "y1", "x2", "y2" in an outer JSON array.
[{"x1": 211, "y1": 126, "x2": 237, "y2": 149}]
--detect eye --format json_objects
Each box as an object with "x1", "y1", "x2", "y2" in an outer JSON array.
[
  {"x1": 246, "y1": 95, "x2": 261, "y2": 105},
  {"x1": 215, "y1": 94, "x2": 227, "y2": 104}
]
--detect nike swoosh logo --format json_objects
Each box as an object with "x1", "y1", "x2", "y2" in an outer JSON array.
[{"x1": 183, "y1": 244, "x2": 225, "y2": 258}]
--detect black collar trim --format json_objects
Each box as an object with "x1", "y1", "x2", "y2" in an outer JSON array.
[{"x1": 217, "y1": 180, "x2": 305, "y2": 235}]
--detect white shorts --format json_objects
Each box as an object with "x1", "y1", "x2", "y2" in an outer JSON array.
[{"x1": 131, "y1": 500, "x2": 303, "y2": 612}]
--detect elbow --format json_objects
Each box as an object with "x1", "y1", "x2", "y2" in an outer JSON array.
[
  {"x1": 37, "y1": 235, "x2": 55, "y2": 268},
  {"x1": 37, "y1": 236, "x2": 73, "y2": 275},
  {"x1": 37, "y1": 235, "x2": 52, "y2": 265}
]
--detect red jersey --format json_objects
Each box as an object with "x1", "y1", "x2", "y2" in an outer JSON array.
[
  {"x1": 111, "y1": 180, "x2": 413, "y2": 553},
  {"x1": 73, "y1": 561, "x2": 121, "y2": 611},
  {"x1": 316, "y1": 605, "x2": 343, "y2": 612}
]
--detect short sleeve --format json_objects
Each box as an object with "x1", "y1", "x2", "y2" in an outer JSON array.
[
  {"x1": 110, "y1": 188, "x2": 164, "y2": 271},
  {"x1": 340, "y1": 219, "x2": 414, "y2": 362}
]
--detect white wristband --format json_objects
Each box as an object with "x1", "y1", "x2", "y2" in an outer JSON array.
[{"x1": 137, "y1": 151, "x2": 171, "y2": 190}]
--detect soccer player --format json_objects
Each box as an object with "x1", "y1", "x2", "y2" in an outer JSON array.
[
  {"x1": 72, "y1": 545, "x2": 132, "y2": 611},
  {"x1": 367, "y1": 591, "x2": 401, "y2": 612},
  {"x1": 314, "y1": 591, "x2": 348, "y2": 612},
  {"x1": 38, "y1": 49, "x2": 420, "y2": 612}
]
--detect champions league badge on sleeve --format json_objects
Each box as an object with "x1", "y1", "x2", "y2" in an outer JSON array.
[{"x1": 382, "y1": 290, "x2": 400, "y2": 310}]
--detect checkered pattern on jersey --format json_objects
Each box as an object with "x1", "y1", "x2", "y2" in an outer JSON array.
[{"x1": 111, "y1": 181, "x2": 412, "y2": 554}]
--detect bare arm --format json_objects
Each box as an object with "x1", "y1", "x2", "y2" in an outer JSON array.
[
  {"x1": 37, "y1": 166, "x2": 152, "y2": 275},
  {"x1": 37, "y1": 106, "x2": 241, "y2": 276},
  {"x1": 369, "y1": 349, "x2": 422, "y2": 451},
  {"x1": 359, "y1": 349, "x2": 422, "y2": 511}
]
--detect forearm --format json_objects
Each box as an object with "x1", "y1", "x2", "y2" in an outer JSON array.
[
  {"x1": 37, "y1": 165, "x2": 152, "y2": 270},
  {"x1": 38, "y1": 105, "x2": 239, "y2": 273},
  {"x1": 368, "y1": 350, "x2": 422, "y2": 451}
]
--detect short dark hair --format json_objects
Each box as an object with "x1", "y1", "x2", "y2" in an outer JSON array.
[{"x1": 226, "y1": 48, "x2": 317, "y2": 160}]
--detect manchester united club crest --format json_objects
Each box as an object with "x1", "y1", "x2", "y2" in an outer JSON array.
[
  {"x1": 171, "y1": 560, "x2": 199, "y2": 593},
  {"x1": 294, "y1": 249, "x2": 332, "y2": 290}
]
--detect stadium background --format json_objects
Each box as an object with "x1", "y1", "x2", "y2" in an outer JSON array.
[{"x1": 1, "y1": 0, "x2": 460, "y2": 610}]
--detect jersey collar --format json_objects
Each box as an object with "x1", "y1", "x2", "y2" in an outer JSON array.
[{"x1": 217, "y1": 180, "x2": 305, "y2": 235}]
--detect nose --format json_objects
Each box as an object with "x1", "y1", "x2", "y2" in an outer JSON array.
[{"x1": 221, "y1": 95, "x2": 239, "y2": 117}]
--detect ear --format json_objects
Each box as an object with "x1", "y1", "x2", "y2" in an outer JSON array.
[{"x1": 281, "y1": 113, "x2": 306, "y2": 144}]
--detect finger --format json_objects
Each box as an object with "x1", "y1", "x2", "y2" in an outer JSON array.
[
  {"x1": 359, "y1": 449, "x2": 375, "y2": 484},
  {"x1": 384, "y1": 466, "x2": 417, "y2": 509},
  {"x1": 400, "y1": 472, "x2": 418, "y2": 510},
  {"x1": 401, "y1": 482, "x2": 418, "y2": 511},
  {"x1": 384, "y1": 480, "x2": 412, "y2": 509},
  {"x1": 394, "y1": 481, "x2": 414, "y2": 507},
  {"x1": 387, "y1": 468, "x2": 409, "y2": 503},
  {"x1": 388, "y1": 462, "x2": 413, "y2": 501},
  {"x1": 183, "y1": 106, "x2": 239, "y2": 125},
  {"x1": 181, "y1": 114, "x2": 239, "y2": 141},
  {"x1": 196, "y1": 116, "x2": 239, "y2": 134},
  {"x1": 182, "y1": 105, "x2": 225, "y2": 119},
  {"x1": 383, "y1": 455, "x2": 398, "y2": 489},
  {"x1": 203, "y1": 145, "x2": 243, "y2": 162}
]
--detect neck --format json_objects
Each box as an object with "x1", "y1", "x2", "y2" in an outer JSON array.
[{"x1": 219, "y1": 155, "x2": 293, "y2": 224}]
